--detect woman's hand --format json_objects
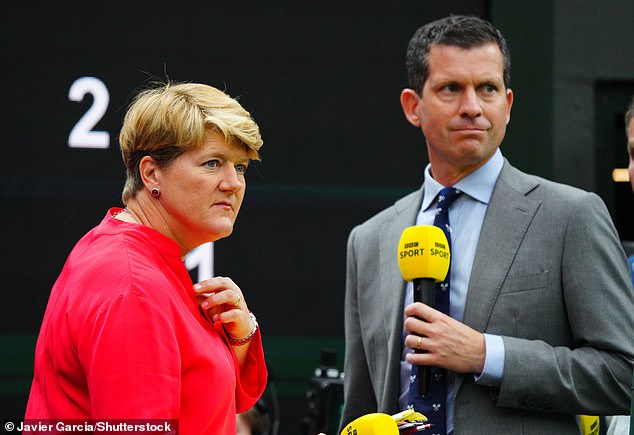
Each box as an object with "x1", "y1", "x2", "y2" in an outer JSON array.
[{"x1": 193, "y1": 276, "x2": 253, "y2": 340}]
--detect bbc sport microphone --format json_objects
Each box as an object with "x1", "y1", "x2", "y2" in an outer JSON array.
[
  {"x1": 339, "y1": 413, "x2": 399, "y2": 435},
  {"x1": 397, "y1": 225, "x2": 450, "y2": 395}
]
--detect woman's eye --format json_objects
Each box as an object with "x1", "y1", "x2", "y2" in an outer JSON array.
[
  {"x1": 206, "y1": 160, "x2": 220, "y2": 169},
  {"x1": 235, "y1": 164, "x2": 248, "y2": 174}
]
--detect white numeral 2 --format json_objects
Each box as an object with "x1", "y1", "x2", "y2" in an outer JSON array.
[{"x1": 68, "y1": 77, "x2": 110, "y2": 149}]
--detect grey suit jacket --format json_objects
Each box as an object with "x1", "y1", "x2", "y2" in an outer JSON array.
[{"x1": 341, "y1": 161, "x2": 634, "y2": 434}]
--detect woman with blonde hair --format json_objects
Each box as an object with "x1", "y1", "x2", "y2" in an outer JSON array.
[{"x1": 25, "y1": 82, "x2": 267, "y2": 434}]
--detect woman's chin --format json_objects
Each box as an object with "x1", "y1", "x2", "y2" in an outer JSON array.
[{"x1": 206, "y1": 224, "x2": 234, "y2": 241}]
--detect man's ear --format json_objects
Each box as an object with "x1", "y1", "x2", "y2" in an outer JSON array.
[
  {"x1": 400, "y1": 88, "x2": 423, "y2": 127},
  {"x1": 139, "y1": 155, "x2": 160, "y2": 189},
  {"x1": 505, "y1": 87, "x2": 514, "y2": 125}
]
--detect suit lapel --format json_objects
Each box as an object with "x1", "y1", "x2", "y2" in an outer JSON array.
[
  {"x1": 463, "y1": 163, "x2": 541, "y2": 331},
  {"x1": 379, "y1": 189, "x2": 422, "y2": 335},
  {"x1": 378, "y1": 188, "x2": 422, "y2": 405}
]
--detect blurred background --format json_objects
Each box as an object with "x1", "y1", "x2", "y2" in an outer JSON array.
[{"x1": 1, "y1": 1, "x2": 633, "y2": 433}]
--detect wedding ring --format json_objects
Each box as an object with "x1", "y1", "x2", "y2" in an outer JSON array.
[
  {"x1": 233, "y1": 295, "x2": 241, "y2": 306},
  {"x1": 416, "y1": 336, "x2": 423, "y2": 350}
]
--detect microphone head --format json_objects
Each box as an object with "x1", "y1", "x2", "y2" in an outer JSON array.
[
  {"x1": 339, "y1": 413, "x2": 399, "y2": 435},
  {"x1": 397, "y1": 225, "x2": 450, "y2": 282}
]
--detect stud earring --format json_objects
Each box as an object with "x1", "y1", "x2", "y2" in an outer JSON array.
[{"x1": 151, "y1": 187, "x2": 160, "y2": 198}]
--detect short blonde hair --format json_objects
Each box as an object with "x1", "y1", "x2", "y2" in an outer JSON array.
[{"x1": 119, "y1": 82, "x2": 263, "y2": 204}]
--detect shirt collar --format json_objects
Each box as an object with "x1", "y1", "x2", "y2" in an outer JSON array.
[{"x1": 421, "y1": 148, "x2": 504, "y2": 211}]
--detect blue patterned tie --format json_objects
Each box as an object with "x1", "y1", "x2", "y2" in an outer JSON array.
[{"x1": 408, "y1": 186, "x2": 461, "y2": 435}]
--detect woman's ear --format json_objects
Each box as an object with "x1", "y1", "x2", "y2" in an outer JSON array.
[
  {"x1": 139, "y1": 155, "x2": 160, "y2": 189},
  {"x1": 400, "y1": 88, "x2": 423, "y2": 127}
]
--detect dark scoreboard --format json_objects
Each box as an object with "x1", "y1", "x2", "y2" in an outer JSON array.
[{"x1": 1, "y1": 2, "x2": 485, "y2": 431}]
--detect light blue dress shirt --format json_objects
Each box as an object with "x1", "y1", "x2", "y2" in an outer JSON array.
[{"x1": 399, "y1": 149, "x2": 505, "y2": 433}]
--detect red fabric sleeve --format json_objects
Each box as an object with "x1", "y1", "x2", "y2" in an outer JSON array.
[
  {"x1": 77, "y1": 294, "x2": 181, "y2": 419},
  {"x1": 233, "y1": 329, "x2": 268, "y2": 413}
]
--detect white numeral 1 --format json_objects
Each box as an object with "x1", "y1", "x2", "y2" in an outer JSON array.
[{"x1": 185, "y1": 242, "x2": 214, "y2": 282}]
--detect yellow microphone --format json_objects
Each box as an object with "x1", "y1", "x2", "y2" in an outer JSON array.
[
  {"x1": 397, "y1": 225, "x2": 450, "y2": 394},
  {"x1": 339, "y1": 413, "x2": 399, "y2": 435}
]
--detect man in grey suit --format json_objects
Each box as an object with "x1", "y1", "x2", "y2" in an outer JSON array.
[
  {"x1": 607, "y1": 95, "x2": 634, "y2": 435},
  {"x1": 341, "y1": 15, "x2": 634, "y2": 435}
]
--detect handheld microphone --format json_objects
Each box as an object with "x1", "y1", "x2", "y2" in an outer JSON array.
[
  {"x1": 397, "y1": 225, "x2": 450, "y2": 395},
  {"x1": 339, "y1": 413, "x2": 399, "y2": 435}
]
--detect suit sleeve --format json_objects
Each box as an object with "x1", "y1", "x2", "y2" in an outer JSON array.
[
  {"x1": 340, "y1": 226, "x2": 380, "y2": 428},
  {"x1": 497, "y1": 192, "x2": 634, "y2": 414}
]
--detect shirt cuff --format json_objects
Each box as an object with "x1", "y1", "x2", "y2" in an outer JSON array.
[{"x1": 474, "y1": 333, "x2": 504, "y2": 387}]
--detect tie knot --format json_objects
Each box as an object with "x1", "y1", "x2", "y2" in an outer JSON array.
[{"x1": 437, "y1": 187, "x2": 461, "y2": 209}]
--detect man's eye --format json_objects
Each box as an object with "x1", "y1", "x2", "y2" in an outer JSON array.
[
  {"x1": 235, "y1": 164, "x2": 248, "y2": 174},
  {"x1": 206, "y1": 160, "x2": 220, "y2": 169}
]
